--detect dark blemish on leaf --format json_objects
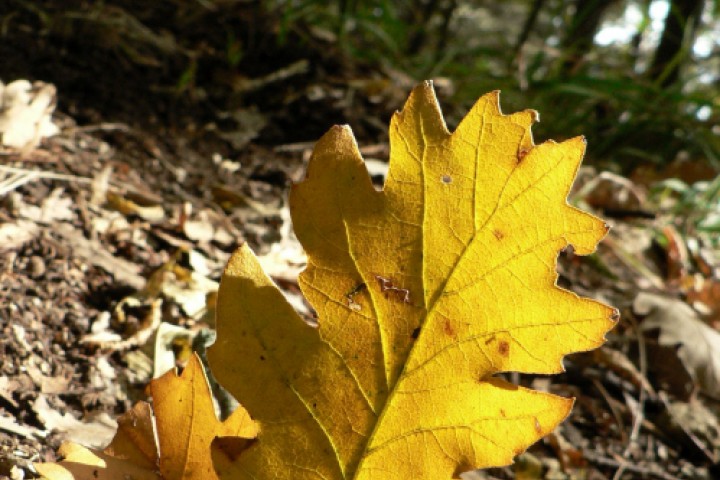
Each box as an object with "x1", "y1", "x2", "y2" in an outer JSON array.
[
  {"x1": 484, "y1": 335, "x2": 495, "y2": 345},
  {"x1": 499, "y1": 409, "x2": 506, "y2": 417},
  {"x1": 443, "y1": 320, "x2": 455, "y2": 337},
  {"x1": 517, "y1": 148, "x2": 531, "y2": 162},
  {"x1": 441, "y1": 174, "x2": 452, "y2": 184},
  {"x1": 345, "y1": 282, "x2": 367, "y2": 311},
  {"x1": 347, "y1": 283, "x2": 367, "y2": 298},
  {"x1": 493, "y1": 229, "x2": 504, "y2": 240},
  {"x1": 498, "y1": 341, "x2": 510, "y2": 356},
  {"x1": 534, "y1": 417, "x2": 542, "y2": 434},
  {"x1": 313, "y1": 403, "x2": 317, "y2": 408},
  {"x1": 411, "y1": 327, "x2": 421, "y2": 339},
  {"x1": 375, "y1": 275, "x2": 411, "y2": 304},
  {"x1": 259, "y1": 355, "x2": 266, "y2": 361}
]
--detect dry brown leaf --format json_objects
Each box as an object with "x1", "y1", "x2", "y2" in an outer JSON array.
[
  {"x1": 636, "y1": 293, "x2": 720, "y2": 399},
  {"x1": 36, "y1": 354, "x2": 257, "y2": 480}
]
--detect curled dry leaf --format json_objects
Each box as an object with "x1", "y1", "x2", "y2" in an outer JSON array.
[
  {"x1": 35, "y1": 354, "x2": 257, "y2": 480},
  {"x1": 209, "y1": 82, "x2": 616, "y2": 479},
  {"x1": 636, "y1": 292, "x2": 720, "y2": 399}
]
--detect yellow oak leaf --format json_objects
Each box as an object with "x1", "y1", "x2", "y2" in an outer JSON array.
[
  {"x1": 35, "y1": 354, "x2": 257, "y2": 480},
  {"x1": 208, "y1": 81, "x2": 617, "y2": 479}
]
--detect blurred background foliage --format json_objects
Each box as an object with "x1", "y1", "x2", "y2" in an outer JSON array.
[
  {"x1": 2, "y1": 0, "x2": 719, "y2": 176},
  {"x1": 269, "y1": 0, "x2": 720, "y2": 174}
]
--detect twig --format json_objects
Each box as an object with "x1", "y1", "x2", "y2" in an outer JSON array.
[
  {"x1": 66, "y1": 122, "x2": 132, "y2": 134},
  {"x1": 602, "y1": 234, "x2": 665, "y2": 289},
  {"x1": 512, "y1": 0, "x2": 546, "y2": 60},
  {"x1": 0, "y1": 165, "x2": 95, "y2": 185},
  {"x1": 0, "y1": 171, "x2": 39, "y2": 195},
  {"x1": 0, "y1": 165, "x2": 150, "y2": 200},
  {"x1": 612, "y1": 315, "x2": 650, "y2": 480},
  {"x1": 583, "y1": 450, "x2": 681, "y2": 480},
  {"x1": 628, "y1": 316, "x2": 648, "y2": 445},
  {"x1": 657, "y1": 391, "x2": 717, "y2": 463},
  {"x1": 590, "y1": 377, "x2": 626, "y2": 442}
]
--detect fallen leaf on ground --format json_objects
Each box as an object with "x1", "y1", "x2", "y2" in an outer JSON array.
[
  {"x1": 33, "y1": 395, "x2": 117, "y2": 449},
  {"x1": 684, "y1": 274, "x2": 720, "y2": 330},
  {"x1": 0, "y1": 79, "x2": 58, "y2": 150},
  {"x1": 14, "y1": 187, "x2": 74, "y2": 224},
  {"x1": 55, "y1": 222, "x2": 145, "y2": 290},
  {"x1": 35, "y1": 354, "x2": 257, "y2": 480},
  {"x1": 153, "y1": 322, "x2": 196, "y2": 378},
  {"x1": 106, "y1": 191, "x2": 165, "y2": 223},
  {"x1": 149, "y1": 354, "x2": 257, "y2": 479},
  {"x1": 658, "y1": 396, "x2": 720, "y2": 462},
  {"x1": 34, "y1": 441, "x2": 159, "y2": 480},
  {"x1": 209, "y1": 82, "x2": 616, "y2": 479},
  {"x1": 0, "y1": 220, "x2": 39, "y2": 253},
  {"x1": 635, "y1": 292, "x2": 720, "y2": 399}
]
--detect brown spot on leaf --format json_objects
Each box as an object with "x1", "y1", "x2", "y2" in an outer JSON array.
[
  {"x1": 517, "y1": 148, "x2": 531, "y2": 162},
  {"x1": 375, "y1": 275, "x2": 411, "y2": 304},
  {"x1": 499, "y1": 409, "x2": 506, "y2": 417},
  {"x1": 493, "y1": 229, "x2": 504, "y2": 240},
  {"x1": 411, "y1": 327, "x2": 420, "y2": 339},
  {"x1": 498, "y1": 341, "x2": 510, "y2": 356},
  {"x1": 443, "y1": 320, "x2": 455, "y2": 337},
  {"x1": 534, "y1": 417, "x2": 542, "y2": 434}
]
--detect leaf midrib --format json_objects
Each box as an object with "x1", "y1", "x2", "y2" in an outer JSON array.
[{"x1": 352, "y1": 126, "x2": 573, "y2": 477}]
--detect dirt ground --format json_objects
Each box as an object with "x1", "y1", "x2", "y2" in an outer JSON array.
[{"x1": 2, "y1": 3, "x2": 720, "y2": 479}]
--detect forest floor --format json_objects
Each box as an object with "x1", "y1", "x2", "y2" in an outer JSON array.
[{"x1": 2, "y1": 3, "x2": 720, "y2": 480}]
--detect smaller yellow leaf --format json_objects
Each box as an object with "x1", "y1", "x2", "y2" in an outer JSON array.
[
  {"x1": 103, "y1": 401, "x2": 157, "y2": 469},
  {"x1": 151, "y1": 354, "x2": 258, "y2": 479},
  {"x1": 36, "y1": 354, "x2": 257, "y2": 480}
]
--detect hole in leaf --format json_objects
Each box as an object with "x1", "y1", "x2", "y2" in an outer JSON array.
[{"x1": 441, "y1": 174, "x2": 452, "y2": 184}]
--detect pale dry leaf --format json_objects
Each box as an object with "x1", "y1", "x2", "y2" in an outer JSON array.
[
  {"x1": 636, "y1": 292, "x2": 720, "y2": 399},
  {"x1": 0, "y1": 79, "x2": 59, "y2": 150},
  {"x1": 34, "y1": 395, "x2": 117, "y2": 449}
]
